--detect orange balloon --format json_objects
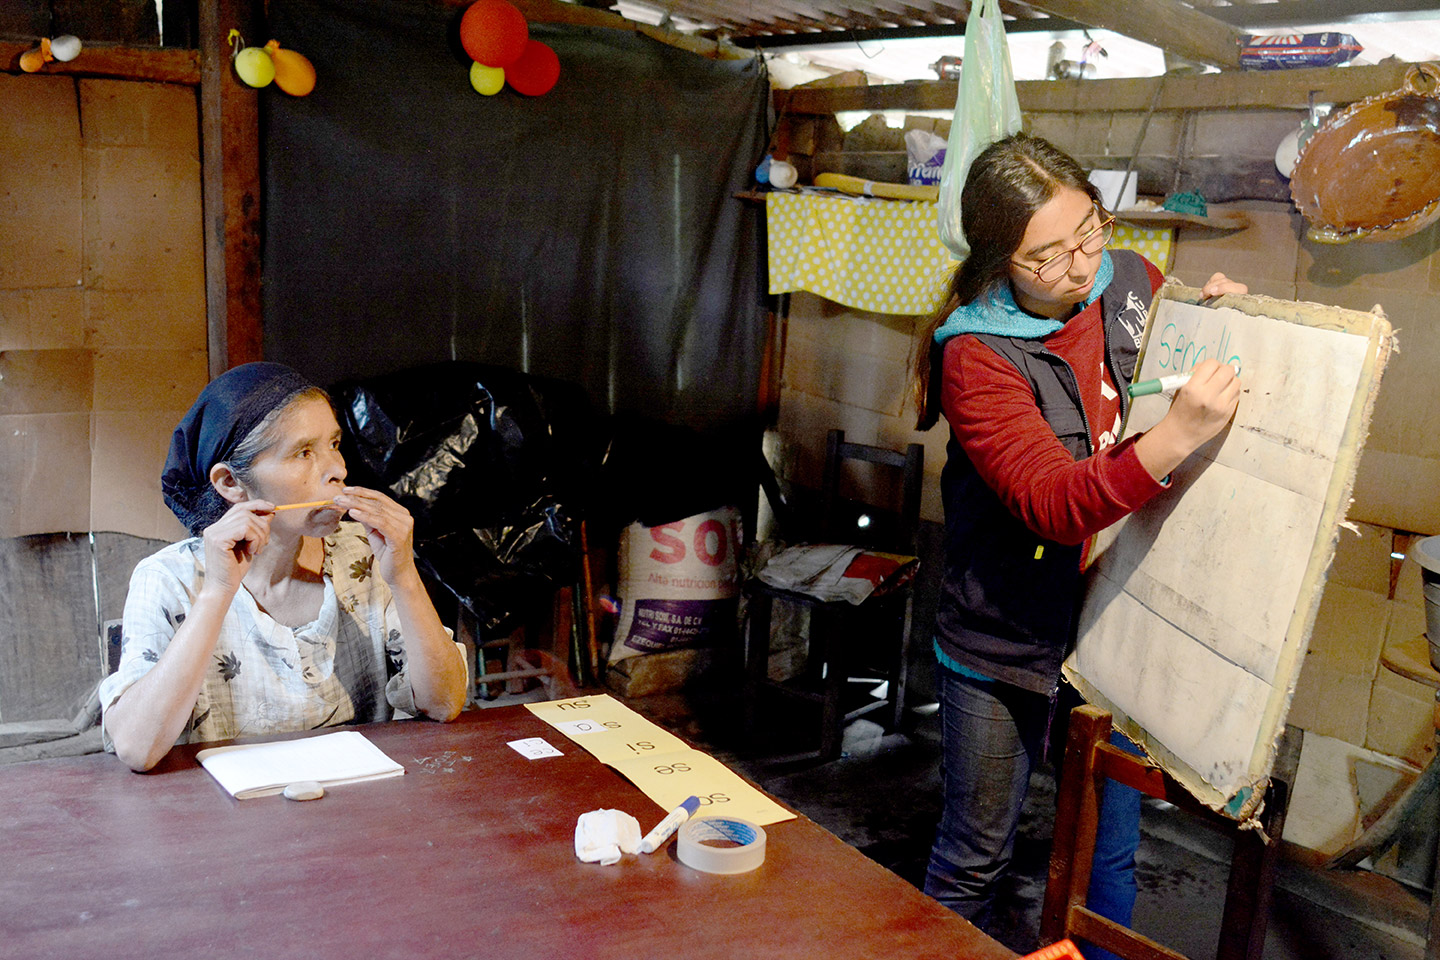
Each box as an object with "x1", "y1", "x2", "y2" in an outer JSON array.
[
  {"x1": 265, "y1": 41, "x2": 317, "y2": 96},
  {"x1": 459, "y1": 0, "x2": 528, "y2": 69},
  {"x1": 506, "y1": 40, "x2": 559, "y2": 96}
]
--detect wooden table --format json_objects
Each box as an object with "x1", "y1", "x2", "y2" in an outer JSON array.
[{"x1": 1, "y1": 706, "x2": 1013, "y2": 960}]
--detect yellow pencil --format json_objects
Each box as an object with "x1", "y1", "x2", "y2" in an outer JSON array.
[{"x1": 272, "y1": 499, "x2": 337, "y2": 512}]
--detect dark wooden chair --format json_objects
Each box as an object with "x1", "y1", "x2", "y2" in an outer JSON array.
[
  {"x1": 742, "y1": 429, "x2": 923, "y2": 761},
  {"x1": 1042, "y1": 704, "x2": 1295, "y2": 960}
]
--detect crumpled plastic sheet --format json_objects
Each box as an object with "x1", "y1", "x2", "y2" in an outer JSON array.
[{"x1": 333, "y1": 362, "x2": 600, "y2": 633}]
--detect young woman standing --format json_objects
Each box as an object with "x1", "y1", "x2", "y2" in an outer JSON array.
[{"x1": 912, "y1": 134, "x2": 1245, "y2": 952}]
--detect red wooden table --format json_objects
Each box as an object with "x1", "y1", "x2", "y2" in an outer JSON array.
[{"x1": 2, "y1": 706, "x2": 1013, "y2": 960}]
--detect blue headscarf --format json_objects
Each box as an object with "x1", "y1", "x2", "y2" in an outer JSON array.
[
  {"x1": 933, "y1": 249, "x2": 1114, "y2": 344},
  {"x1": 161, "y1": 362, "x2": 315, "y2": 535}
]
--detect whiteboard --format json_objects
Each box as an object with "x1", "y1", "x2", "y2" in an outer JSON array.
[{"x1": 1067, "y1": 283, "x2": 1392, "y2": 819}]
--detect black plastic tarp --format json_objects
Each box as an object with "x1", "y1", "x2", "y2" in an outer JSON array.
[
  {"x1": 333, "y1": 361, "x2": 602, "y2": 632},
  {"x1": 261, "y1": 0, "x2": 770, "y2": 429}
]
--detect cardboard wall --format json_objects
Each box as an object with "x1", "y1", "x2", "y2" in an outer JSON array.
[
  {"x1": 772, "y1": 105, "x2": 1440, "y2": 851},
  {"x1": 0, "y1": 74, "x2": 206, "y2": 543}
]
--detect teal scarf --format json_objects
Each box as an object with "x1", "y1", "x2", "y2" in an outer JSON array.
[{"x1": 934, "y1": 250, "x2": 1114, "y2": 344}]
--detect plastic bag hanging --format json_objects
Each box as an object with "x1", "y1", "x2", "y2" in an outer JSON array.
[{"x1": 936, "y1": 0, "x2": 1023, "y2": 258}]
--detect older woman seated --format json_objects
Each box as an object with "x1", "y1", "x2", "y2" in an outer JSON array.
[{"x1": 101, "y1": 362, "x2": 467, "y2": 772}]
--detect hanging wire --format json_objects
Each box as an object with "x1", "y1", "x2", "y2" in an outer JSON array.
[{"x1": 849, "y1": 30, "x2": 886, "y2": 59}]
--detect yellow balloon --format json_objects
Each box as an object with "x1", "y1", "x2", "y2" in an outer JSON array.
[
  {"x1": 265, "y1": 41, "x2": 316, "y2": 96},
  {"x1": 234, "y1": 47, "x2": 275, "y2": 88},
  {"x1": 469, "y1": 61, "x2": 505, "y2": 96}
]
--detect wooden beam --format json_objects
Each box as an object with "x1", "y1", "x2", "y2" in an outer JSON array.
[
  {"x1": 0, "y1": 42, "x2": 199, "y2": 84},
  {"x1": 776, "y1": 59, "x2": 1422, "y2": 114},
  {"x1": 198, "y1": 0, "x2": 264, "y2": 375},
  {"x1": 732, "y1": 16, "x2": 1088, "y2": 47},
  {"x1": 1021, "y1": 0, "x2": 1242, "y2": 69}
]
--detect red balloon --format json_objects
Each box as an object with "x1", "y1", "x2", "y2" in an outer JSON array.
[
  {"x1": 459, "y1": 0, "x2": 528, "y2": 69},
  {"x1": 506, "y1": 40, "x2": 559, "y2": 96}
]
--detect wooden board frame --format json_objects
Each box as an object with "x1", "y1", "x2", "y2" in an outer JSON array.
[{"x1": 1065, "y1": 281, "x2": 1393, "y2": 820}]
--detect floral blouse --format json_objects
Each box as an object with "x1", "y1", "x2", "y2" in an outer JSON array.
[{"x1": 100, "y1": 521, "x2": 441, "y2": 748}]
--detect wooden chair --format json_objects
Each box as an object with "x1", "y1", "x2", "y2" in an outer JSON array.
[
  {"x1": 1042, "y1": 704, "x2": 1294, "y2": 960},
  {"x1": 742, "y1": 429, "x2": 923, "y2": 761}
]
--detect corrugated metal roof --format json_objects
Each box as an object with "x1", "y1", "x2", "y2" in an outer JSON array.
[{"x1": 609, "y1": 0, "x2": 1440, "y2": 58}]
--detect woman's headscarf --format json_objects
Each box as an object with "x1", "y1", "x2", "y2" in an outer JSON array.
[{"x1": 162, "y1": 362, "x2": 316, "y2": 535}]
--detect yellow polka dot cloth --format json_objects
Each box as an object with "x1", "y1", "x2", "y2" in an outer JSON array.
[
  {"x1": 1111, "y1": 221, "x2": 1174, "y2": 275},
  {"x1": 767, "y1": 193, "x2": 955, "y2": 315},
  {"x1": 766, "y1": 193, "x2": 1174, "y2": 316}
]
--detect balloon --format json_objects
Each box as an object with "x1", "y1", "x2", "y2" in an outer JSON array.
[
  {"x1": 234, "y1": 46, "x2": 275, "y2": 88},
  {"x1": 19, "y1": 48, "x2": 45, "y2": 72},
  {"x1": 459, "y1": 0, "x2": 528, "y2": 69},
  {"x1": 265, "y1": 41, "x2": 316, "y2": 96},
  {"x1": 469, "y1": 61, "x2": 505, "y2": 96},
  {"x1": 50, "y1": 35, "x2": 82, "y2": 62},
  {"x1": 768, "y1": 161, "x2": 798, "y2": 189},
  {"x1": 506, "y1": 40, "x2": 559, "y2": 96}
]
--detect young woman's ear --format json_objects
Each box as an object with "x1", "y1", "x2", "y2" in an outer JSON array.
[{"x1": 209, "y1": 462, "x2": 249, "y2": 505}]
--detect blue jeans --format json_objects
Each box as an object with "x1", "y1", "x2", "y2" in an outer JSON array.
[{"x1": 924, "y1": 666, "x2": 1141, "y2": 959}]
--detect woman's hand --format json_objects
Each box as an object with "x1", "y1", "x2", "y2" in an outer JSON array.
[
  {"x1": 1168, "y1": 359, "x2": 1242, "y2": 449},
  {"x1": 201, "y1": 500, "x2": 274, "y2": 599},
  {"x1": 333, "y1": 486, "x2": 418, "y2": 585},
  {"x1": 1134, "y1": 359, "x2": 1241, "y2": 481},
  {"x1": 335, "y1": 486, "x2": 465, "y2": 721},
  {"x1": 1201, "y1": 272, "x2": 1248, "y2": 299}
]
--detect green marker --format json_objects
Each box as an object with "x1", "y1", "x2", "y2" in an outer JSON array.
[{"x1": 1128, "y1": 373, "x2": 1191, "y2": 398}]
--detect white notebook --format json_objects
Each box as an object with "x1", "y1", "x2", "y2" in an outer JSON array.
[{"x1": 196, "y1": 731, "x2": 405, "y2": 799}]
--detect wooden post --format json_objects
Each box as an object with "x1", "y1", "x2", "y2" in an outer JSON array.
[
  {"x1": 577, "y1": 519, "x2": 600, "y2": 683},
  {"x1": 198, "y1": 0, "x2": 264, "y2": 376}
]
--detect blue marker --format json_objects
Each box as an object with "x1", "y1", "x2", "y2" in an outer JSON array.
[
  {"x1": 1128, "y1": 373, "x2": 1191, "y2": 398},
  {"x1": 638, "y1": 795, "x2": 701, "y2": 853}
]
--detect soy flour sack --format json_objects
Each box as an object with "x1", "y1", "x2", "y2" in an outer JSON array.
[{"x1": 610, "y1": 507, "x2": 742, "y2": 662}]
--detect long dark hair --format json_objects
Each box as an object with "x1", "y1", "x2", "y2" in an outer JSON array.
[{"x1": 911, "y1": 133, "x2": 1103, "y2": 429}]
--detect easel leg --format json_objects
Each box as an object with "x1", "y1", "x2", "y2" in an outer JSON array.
[{"x1": 1218, "y1": 777, "x2": 1289, "y2": 960}]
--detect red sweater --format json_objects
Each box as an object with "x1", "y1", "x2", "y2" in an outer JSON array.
[{"x1": 940, "y1": 261, "x2": 1166, "y2": 548}]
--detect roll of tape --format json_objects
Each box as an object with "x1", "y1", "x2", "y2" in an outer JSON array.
[{"x1": 676, "y1": 816, "x2": 766, "y2": 874}]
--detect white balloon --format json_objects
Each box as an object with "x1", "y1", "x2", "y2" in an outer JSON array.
[
  {"x1": 50, "y1": 35, "x2": 82, "y2": 62},
  {"x1": 1274, "y1": 127, "x2": 1301, "y2": 180},
  {"x1": 769, "y1": 161, "x2": 798, "y2": 189}
]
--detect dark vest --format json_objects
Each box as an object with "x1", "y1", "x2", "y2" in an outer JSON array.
[{"x1": 934, "y1": 250, "x2": 1151, "y2": 695}]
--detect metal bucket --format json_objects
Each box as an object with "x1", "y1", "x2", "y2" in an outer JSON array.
[{"x1": 1412, "y1": 536, "x2": 1440, "y2": 670}]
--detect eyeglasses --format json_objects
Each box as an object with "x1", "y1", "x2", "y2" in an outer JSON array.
[{"x1": 1013, "y1": 215, "x2": 1116, "y2": 284}]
